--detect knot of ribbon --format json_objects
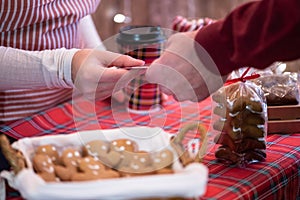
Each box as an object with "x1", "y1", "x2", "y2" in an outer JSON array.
[{"x1": 225, "y1": 67, "x2": 260, "y2": 85}]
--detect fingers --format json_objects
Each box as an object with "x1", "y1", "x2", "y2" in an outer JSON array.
[
  {"x1": 72, "y1": 49, "x2": 147, "y2": 101},
  {"x1": 112, "y1": 54, "x2": 145, "y2": 67},
  {"x1": 146, "y1": 62, "x2": 199, "y2": 102},
  {"x1": 84, "y1": 67, "x2": 145, "y2": 101},
  {"x1": 84, "y1": 80, "x2": 121, "y2": 101},
  {"x1": 100, "y1": 67, "x2": 128, "y2": 82},
  {"x1": 94, "y1": 50, "x2": 145, "y2": 67}
]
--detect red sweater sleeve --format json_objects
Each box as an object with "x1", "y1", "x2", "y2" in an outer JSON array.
[{"x1": 195, "y1": 0, "x2": 300, "y2": 75}]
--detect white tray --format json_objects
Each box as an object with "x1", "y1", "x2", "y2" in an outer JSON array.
[{"x1": 1, "y1": 127, "x2": 208, "y2": 200}]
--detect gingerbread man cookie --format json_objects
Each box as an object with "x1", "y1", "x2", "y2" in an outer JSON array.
[
  {"x1": 71, "y1": 156, "x2": 120, "y2": 181},
  {"x1": 54, "y1": 148, "x2": 82, "y2": 181},
  {"x1": 110, "y1": 139, "x2": 138, "y2": 153},
  {"x1": 35, "y1": 144, "x2": 60, "y2": 164},
  {"x1": 32, "y1": 154, "x2": 58, "y2": 182}
]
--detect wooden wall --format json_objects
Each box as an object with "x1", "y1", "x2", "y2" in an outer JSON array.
[
  {"x1": 92, "y1": 0, "x2": 249, "y2": 40},
  {"x1": 91, "y1": 0, "x2": 299, "y2": 71}
]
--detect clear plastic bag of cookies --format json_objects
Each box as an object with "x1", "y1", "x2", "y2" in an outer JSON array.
[
  {"x1": 251, "y1": 63, "x2": 299, "y2": 106},
  {"x1": 211, "y1": 80, "x2": 268, "y2": 167}
]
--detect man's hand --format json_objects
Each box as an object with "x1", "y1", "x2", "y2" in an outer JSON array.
[{"x1": 146, "y1": 31, "x2": 226, "y2": 102}]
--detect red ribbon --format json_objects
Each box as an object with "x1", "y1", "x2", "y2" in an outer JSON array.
[{"x1": 225, "y1": 67, "x2": 260, "y2": 85}]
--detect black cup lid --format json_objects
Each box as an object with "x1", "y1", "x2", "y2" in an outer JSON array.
[{"x1": 117, "y1": 25, "x2": 166, "y2": 45}]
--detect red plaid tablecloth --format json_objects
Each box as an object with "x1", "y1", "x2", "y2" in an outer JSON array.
[{"x1": 1, "y1": 96, "x2": 299, "y2": 200}]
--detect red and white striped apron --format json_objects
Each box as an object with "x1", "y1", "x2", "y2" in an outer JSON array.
[{"x1": 0, "y1": 0, "x2": 100, "y2": 122}]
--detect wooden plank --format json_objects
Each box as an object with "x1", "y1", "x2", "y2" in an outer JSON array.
[
  {"x1": 268, "y1": 119, "x2": 300, "y2": 134},
  {"x1": 267, "y1": 104, "x2": 300, "y2": 120}
]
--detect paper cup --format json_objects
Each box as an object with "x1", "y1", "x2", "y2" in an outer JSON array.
[{"x1": 117, "y1": 26, "x2": 166, "y2": 113}]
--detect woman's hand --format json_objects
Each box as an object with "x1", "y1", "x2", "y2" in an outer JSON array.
[{"x1": 71, "y1": 49, "x2": 144, "y2": 100}]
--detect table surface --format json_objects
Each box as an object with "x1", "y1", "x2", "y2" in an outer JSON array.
[{"x1": 1, "y1": 95, "x2": 300, "y2": 200}]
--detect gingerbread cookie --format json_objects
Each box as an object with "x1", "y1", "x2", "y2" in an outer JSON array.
[
  {"x1": 54, "y1": 148, "x2": 82, "y2": 181},
  {"x1": 83, "y1": 140, "x2": 123, "y2": 168},
  {"x1": 110, "y1": 139, "x2": 138, "y2": 153},
  {"x1": 117, "y1": 151, "x2": 155, "y2": 176},
  {"x1": 152, "y1": 149, "x2": 174, "y2": 170},
  {"x1": 32, "y1": 154, "x2": 57, "y2": 182},
  {"x1": 35, "y1": 144, "x2": 60, "y2": 164},
  {"x1": 0, "y1": 134, "x2": 26, "y2": 174},
  {"x1": 71, "y1": 156, "x2": 120, "y2": 181},
  {"x1": 84, "y1": 140, "x2": 110, "y2": 157}
]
